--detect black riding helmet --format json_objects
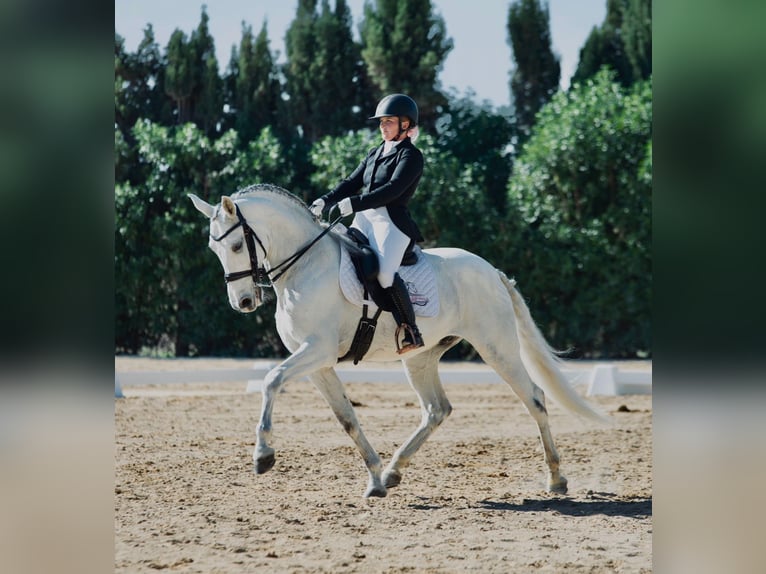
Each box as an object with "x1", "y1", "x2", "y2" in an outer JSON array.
[{"x1": 369, "y1": 93, "x2": 418, "y2": 127}]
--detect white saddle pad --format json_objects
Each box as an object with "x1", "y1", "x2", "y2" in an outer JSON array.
[{"x1": 339, "y1": 243, "x2": 440, "y2": 318}]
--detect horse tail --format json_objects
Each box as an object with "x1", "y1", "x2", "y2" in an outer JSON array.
[{"x1": 498, "y1": 270, "x2": 611, "y2": 425}]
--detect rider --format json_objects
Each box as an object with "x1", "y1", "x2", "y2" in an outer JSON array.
[{"x1": 310, "y1": 93, "x2": 425, "y2": 354}]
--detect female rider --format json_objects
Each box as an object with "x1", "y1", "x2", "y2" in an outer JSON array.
[{"x1": 310, "y1": 94, "x2": 425, "y2": 354}]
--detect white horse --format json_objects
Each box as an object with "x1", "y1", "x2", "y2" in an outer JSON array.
[{"x1": 189, "y1": 184, "x2": 609, "y2": 498}]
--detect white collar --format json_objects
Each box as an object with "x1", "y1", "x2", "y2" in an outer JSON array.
[{"x1": 383, "y1": 138, "x2": 403, "y2": 154}]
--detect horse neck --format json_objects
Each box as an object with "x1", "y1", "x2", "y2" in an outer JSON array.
[{"x1": 239, "y1": 196, "x2": 337, "y2": 283}]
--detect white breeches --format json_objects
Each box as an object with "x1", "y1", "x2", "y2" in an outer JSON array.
[{"x1": 351, "y1": 208, "x2": 410, "y2": 289}]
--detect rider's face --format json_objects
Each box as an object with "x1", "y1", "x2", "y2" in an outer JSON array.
[{"x1": 379, "y1": 116, "x2": 408, "y2": 141}]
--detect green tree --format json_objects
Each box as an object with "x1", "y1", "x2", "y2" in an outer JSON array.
[
  {"x1": 506, "y1": 0, "x2": 561, "y2": 144},
  {"x1": 572, "y1": 0, "x2": 651, "y2": 87},
  {"x1": 314, "y1": 0, "x2": 373, "y2": 134},
  {"x1": 228, "y1": 21, "x2": 284, "y2": 143},
  {"x1": 189, "y1": 6, "x2": 223, "y2": 136},
  {"x1": 284, "y1": 0, "x2": 321, "y2": 141},
  {"x1": 437, "y1": 94, "x2": 514, "y2": 213},
  {"x1": 309, "y1": 129, "x2": 381, "y2": 193},
  {"x1": 622, "y1": 0, "x2": 652, "y2": 82},
  {"x1": 115, "y1": 121, "x2": 294, "y2": 356},
  {"x1": 284, "y1": 0, "x2": 372, "y2": 142},
  {"x1": 507, "y1": 69, "x2": 652, "y2": 357},
  {"x1": 115, "y1": 27, "x2": 169, "y2": 138},
  {"x1": 164, "y1": 29, "x2": 194, "y2": 123},
  {"x1": 360, "y1": 0, "x2": 453, "y2": 130}
]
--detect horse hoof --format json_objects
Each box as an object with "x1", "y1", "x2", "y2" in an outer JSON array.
[
  {"x1": 548, "y1": 476, "x2": 568, "y2": 494},
  {"x1": 383, "y1": 470, "x2": 402, "y2": 488},
  {"x1": 365, "y1": 485, "x2": 387, "y2": 498},
  {"x1": 255, "y1": 453, "x2": 276, "y2": 474}
]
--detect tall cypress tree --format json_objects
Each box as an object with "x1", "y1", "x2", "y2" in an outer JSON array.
[
  {"x1": 284, "y1": 0, "x2": 320, "y2": 141},
  {"x1": 115, "y1": 26, "x2": 167, "y2": 137},
  {"x1": 190, "y1": 7, "x2": 223, "y2": 137},
  {"x1": 571, "y1": 0, "x2": 650, "y2": 87},
  {"x1": 284, "y1": 0, "x2": 370, "y2": 142},
  {"x1": 313, "y1": 0, "x2": 371, "y2": 135},
  {"x1": 506, "y1": 0, "x2": 561, "y2": 144},
  {"x1": 222, "y1": 44, "x2": 240, "y2": 133},
  {"x1": 622, "y1": 0, "x2": 651, "y2": 82},
  {"x1": 360, "y1": 0, "x2": 453, "y2": 130},
  {"x1": 231, "y1": 22, "x2": 283, "y2": 143},
  {"x1": 164, "y1": 29, "x2": 194, "y2": 123}
]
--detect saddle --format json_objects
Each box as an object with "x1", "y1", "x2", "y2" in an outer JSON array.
[
  {"x1": 339, "y1": 227, "x2": 418, "y2": 312},
  {"x1": 334, "y1": 227, "x2": 419, "y2": 364}
]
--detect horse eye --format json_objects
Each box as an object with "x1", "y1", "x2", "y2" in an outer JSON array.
[{"x1": 232, "y1": 241, "x2": 243, "y2": 253}]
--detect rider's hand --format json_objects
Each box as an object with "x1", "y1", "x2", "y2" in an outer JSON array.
[
  {"x1": 338, "y1": 197, "x2": 353, "y2": 217},
  {"x1": 309, "y1": 198, "x2": 325, "y2": 218}
]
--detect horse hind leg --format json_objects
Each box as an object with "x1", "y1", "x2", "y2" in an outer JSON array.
[
  {"x1": 383, "y1": 345, "x2": 454, "y2": 489},
  {"x1": 473, "y1": 340, "x2": 568, "y2": 494}
]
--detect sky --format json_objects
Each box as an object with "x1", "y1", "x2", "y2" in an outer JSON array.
[{"x1": 115, "y1": 0, "x2": 606, "y2": 108}]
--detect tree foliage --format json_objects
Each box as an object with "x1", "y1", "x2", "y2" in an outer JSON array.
[
  {"x1": 572, "y1": 0, "x2": 651, "y2": 87},
  {"x1": 189, "y1": 7, "x2": 223, "y2": 137},
  {"x1": 506, "y1": 0, "x2": 561, "y2": 143},
  {"x1": 115, "y1": 121, "x2": 293, "y2": 356},
  {"x1": 226, "y1": 22, "x2": 284, "y2": 142},
  {"x1": 314, "y1": 0, "x2": 373, "y2": 133},
  {"x1": 507, "y1": 69, "x2": 652, "y2": 357},
  {"x1": 164, "y1": 29, "x2": 195, "y2": 123},
  {"x1": 621, "y1": 0, "x2": 652, "y2": 83},
  {"x1": 284, "y1": 0, "x2": 371, "y2": 143},
  {"x1": 436, "y1": 96, "x2": 514, "y2": 213},
  {"x1": 115, "y1": 27, "x2": 169, "y2": 138}
]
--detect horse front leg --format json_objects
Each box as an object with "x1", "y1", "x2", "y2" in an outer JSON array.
[
  {"x1": 308, "y1": 368, "x2": 386, "y2": 498},
  {"x1": 254, "y1": 339, "x2": 333, "y2": 475}
]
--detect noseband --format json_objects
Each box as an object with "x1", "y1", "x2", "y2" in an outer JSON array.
[{"x1": 210, "y1": 203, "x2": 341, "y2": 288}]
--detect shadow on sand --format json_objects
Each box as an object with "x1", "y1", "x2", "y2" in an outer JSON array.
[
  {"x1": 408, "y1": 492, "x2": 651, "y2": 518},
  {"x1": 476, "y1": 492, "x2": 651, "y2": 518}
]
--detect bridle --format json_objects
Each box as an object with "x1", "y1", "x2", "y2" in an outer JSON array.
[{"x1": 210, "y1": 203, "x2": 342, "y2": 288}]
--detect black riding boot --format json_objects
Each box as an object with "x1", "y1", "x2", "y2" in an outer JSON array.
[{"x1": 387, "y1": 273, "x2": 424, "y2": 354}]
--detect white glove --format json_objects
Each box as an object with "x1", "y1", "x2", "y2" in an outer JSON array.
[
  {"x1": 338, "y1": 197, "x2": 353, "y2": 216},
  {"x1": 309, "y1": 198, "x2": 325, "y2": 217}
]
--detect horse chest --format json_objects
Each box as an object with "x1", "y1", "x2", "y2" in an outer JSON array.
[{"x1": 273, "y1": 290, "x2": 329, "y2": 349}]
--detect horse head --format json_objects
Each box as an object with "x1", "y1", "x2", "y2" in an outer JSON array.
[
  {"x1": 190, "y1": 185, "x2": 326, "y2": 315},
  {"x1": 189, "y1": 193, "x2": 265, "y2": 313}
]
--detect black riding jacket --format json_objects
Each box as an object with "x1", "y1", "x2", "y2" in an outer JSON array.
[{"x1": 321, "y1": 137, "x2": 424, "y2": 242}]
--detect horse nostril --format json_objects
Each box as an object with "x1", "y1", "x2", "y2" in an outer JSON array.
[{"x1": 240, "y1": 297, "x2": 253, "y2": 309}]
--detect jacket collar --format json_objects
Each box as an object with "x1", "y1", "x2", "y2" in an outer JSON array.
[{"x1": 378, "y1": 136, "x2": 410, "y2": 159}]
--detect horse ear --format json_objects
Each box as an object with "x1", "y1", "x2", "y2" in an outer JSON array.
[
  {"x1": 188, "y1": 194, "x2": 214, "y2": 218},
  {"x1": 221, "y1": 196, "x2": 237, "y2": 219}
]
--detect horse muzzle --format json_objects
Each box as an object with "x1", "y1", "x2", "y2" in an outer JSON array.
[{"x1": 234, "y1": 288, "x2": 263, "y2": 313}]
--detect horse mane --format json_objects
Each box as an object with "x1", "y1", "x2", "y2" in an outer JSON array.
[{"x1": 232, "y1": 183, "x2": 311, "y2": 214}]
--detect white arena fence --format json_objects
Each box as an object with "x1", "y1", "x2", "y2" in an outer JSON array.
[{"x1": 115, "y1": 361, "x2": 650, "y2": 398}]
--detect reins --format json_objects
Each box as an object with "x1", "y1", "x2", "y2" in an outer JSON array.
[{"x1": 210, "y1": 203, "x2": 343, "y2": 287}]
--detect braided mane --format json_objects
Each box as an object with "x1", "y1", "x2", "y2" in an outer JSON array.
[{"x1": 232, "y1": 183, "x2": 310, "y2": 214}]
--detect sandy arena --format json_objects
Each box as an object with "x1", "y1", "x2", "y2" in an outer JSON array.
[{"x1": 115, "y1": 357, "x2": 652, "y2": 573}]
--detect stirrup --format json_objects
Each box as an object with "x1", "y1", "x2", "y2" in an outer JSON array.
[{"x1": 395, "y1": 324, "x2": 424, "y2": 355}]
